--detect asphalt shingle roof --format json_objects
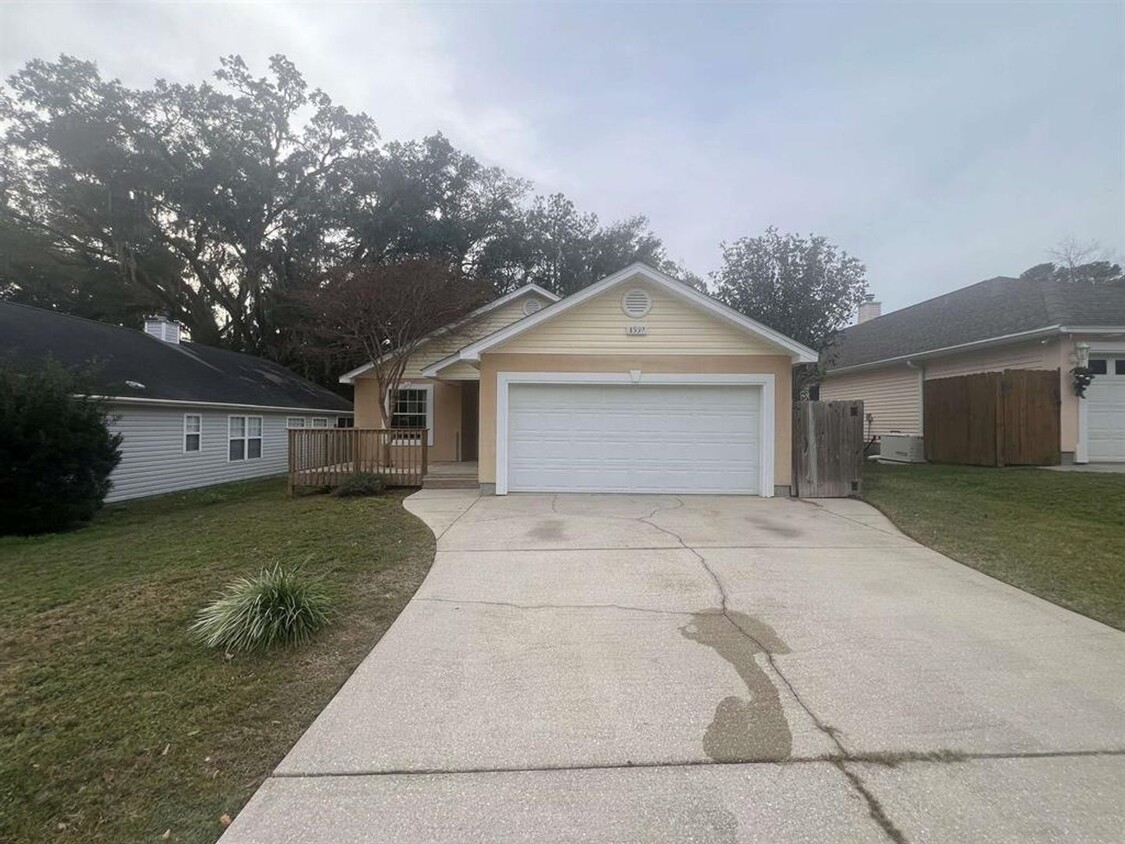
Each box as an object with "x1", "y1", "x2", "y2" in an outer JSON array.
[
  {"x1": 829, "y1": 276, "x2": 1125, "y2": 370},
  {"x1": 0, "y1": 301, "x2": 353, "y2": 412}
]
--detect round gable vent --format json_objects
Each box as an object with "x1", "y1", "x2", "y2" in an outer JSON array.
[
  {"x1": 621, "y1": 288, "x2": 652, "y2": 319},
  {"x1": 522, "y1": 298, "x2": 544, "y2": 316}
]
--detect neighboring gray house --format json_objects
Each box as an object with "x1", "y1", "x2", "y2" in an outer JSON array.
[
  {"x1": 0, "y1": 302, "x2": 353, "y2": 501},
  {"x1": 821, "y1": 276, "x2": 1125, "y2": 463}
]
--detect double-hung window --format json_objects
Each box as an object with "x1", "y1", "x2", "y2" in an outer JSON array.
[
  {"x1": 389, "y1": 386, "x2": 433, "y2": 445},
  {"x1": 229, "y1": 415, "x2": 263, "y2": 461},
  {"x1": 184, "y1": 414, "x2": 202, "y2": 452}
]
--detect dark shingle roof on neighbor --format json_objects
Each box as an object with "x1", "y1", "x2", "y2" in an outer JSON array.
[
  {"x1": 829, "y1": 276, "x2": 1125, "y2": 371},
  {"x1": 0, "y1": 301, "x2": 353, "y2": 412}
]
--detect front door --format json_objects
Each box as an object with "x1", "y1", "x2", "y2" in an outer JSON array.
[{"x1": 460, "y1": 381, "x2": 479, "y2": 461}]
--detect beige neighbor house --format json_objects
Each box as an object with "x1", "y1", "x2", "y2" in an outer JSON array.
[
  {"x1": 339, "y1": 263, "x2": 817, "y2": 496},
  {"x1": 820, "y1": 275, "x2": 1125, "y2": 463}
]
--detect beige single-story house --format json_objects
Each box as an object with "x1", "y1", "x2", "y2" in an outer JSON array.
[
  {"x1": 340, "y1": 263, "x2": 817, "y2": 496},
  {"x1": 820, "y1": 275, "x2": 1125, "y2": 463}
]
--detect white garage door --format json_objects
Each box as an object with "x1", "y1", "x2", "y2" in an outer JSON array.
[
  {"x1": 506, "y1": 383, "x2": 762, "y2": 494},
  {"x1": 1088, "y1": 357, "x2": 1125, "y2": 461}
]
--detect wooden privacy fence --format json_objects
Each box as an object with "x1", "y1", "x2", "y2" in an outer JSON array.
[
  {"x1": 287, "y1": 428, "x2": 428, "y2": 493},
  {"x1": 923, "y1": 369, "x2": 1060, "y2": 466},
  {"x1": 793, "y1": 400, "x2": 865, "y2": 498}
]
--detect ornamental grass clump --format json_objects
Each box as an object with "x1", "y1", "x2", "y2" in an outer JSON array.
[{"x1": 192, "y1": 564, "x2": 331, "y2": 652}]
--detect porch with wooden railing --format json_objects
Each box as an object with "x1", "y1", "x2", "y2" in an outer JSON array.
[{"x1": 287, "y1": 428, "x2": 428, "y2": 494}]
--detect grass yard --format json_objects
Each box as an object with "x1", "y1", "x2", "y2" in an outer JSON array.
[
  {"x1": 864, "y1": 462, "x2": 1125, "y2": 630},
  {"x1": 0, "y1": 479, "x2": 435, "y2": 843}
]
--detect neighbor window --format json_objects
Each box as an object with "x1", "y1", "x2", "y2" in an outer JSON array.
[
  {"x1": 1089, "y1": 359, "x2": 1108, "y2": 375},
  {"x1": 310, "y1": 417, "x2": 330, "y2": 428},
  {"x1": 392, "y1": 389, "x2": 428, "y2": 430},
  {"x1": 229, "y1": 415, "x2": 263, "y2": 461},
  {"x1": 184, "y1": 414, "x2": 202, "y2": 452},
  {"x1": 1116, "y1": 359, "x2": 1125, "y2": 376},
  {"x1": 286, "y1": 417, "x2": 306, "y2": 428}
]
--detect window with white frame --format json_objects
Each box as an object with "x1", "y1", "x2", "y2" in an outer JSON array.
[
  {"x1": 388, "y1": 386, "x2": 433, "y2": 445},
  {"x1": 183, "y1": 414, "x2": 202, "y2": 452},
  {"x1": 229, "y1": 415, "x2": 263, "y2": 461},
  {"x1": 286, "y1": 417, "x2": 307, "y2": 428},
  {"x1": 310, "y1": 417, "x2": 330, "y2": 428}
]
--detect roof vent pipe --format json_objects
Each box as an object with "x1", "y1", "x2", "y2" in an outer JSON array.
[
  {"x1": 144, "y1": 315, "x2": 182, "y2": 344},
  {"x1": 857, "y1": 295, "x2": 882, "y2": 324}
]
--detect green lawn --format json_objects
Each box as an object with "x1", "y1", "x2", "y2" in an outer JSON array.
[
  {"x1": 0, "y1": 479, "x2": 434, "y2": 843},
  {"x1": 864, "y1": 462, "x2": 1125, "y2": 630}
]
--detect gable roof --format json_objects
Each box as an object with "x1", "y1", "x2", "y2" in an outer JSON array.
[
  {"x1": 828, "y1": 275, "x2": 1125, "y2": 372},
  {"x1": 337, "y1": 283, "x2": 559, "y2": 384},
  {"x1": 0, "y1": 301, "x2": 353, "y2": 412},
  {"x1": 421, "y1": 263, "x2": 817, "y2": 375}
]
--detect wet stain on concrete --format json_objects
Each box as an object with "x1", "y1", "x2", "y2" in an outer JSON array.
[
  {"x1": 743, "y1": 515, "x2": 804, "y2": 539},
  {"x1": 681, "y1": 611, "x2": 793, "y2": 762},
  {"x1": 528, "y1": 518, "x2": 566, "y2": 541}
]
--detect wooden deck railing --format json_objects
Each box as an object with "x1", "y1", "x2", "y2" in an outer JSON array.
[{"x1": 287, "y1": 428, "x2": 429, "y2": 494}]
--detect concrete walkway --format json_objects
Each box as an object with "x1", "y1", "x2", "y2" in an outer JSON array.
[{"x1": 223, "y1": 491, "x2": 1125, "y2": 843}]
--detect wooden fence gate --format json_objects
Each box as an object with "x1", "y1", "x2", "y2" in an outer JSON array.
[
  {"x1": 923, "y1": 369, "x2": 1060, "y2": 466},
  {"x1": 793, "y1": 400, "x2": 865, "y2": 498}
]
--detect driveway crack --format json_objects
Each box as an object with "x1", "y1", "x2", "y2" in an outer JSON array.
[{"x1": 640, "y1": 508, "x2": 907, "y2": 842}]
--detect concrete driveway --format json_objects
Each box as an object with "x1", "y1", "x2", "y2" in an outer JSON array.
[{"x1": 223, "y1": 492, "x2": 1125, "y2": 843}]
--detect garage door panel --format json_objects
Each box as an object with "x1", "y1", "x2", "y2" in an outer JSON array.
[
  {"x1": 506, "y1": 383, "x2": 762, "y2": 494},
  {"x1": 1088, "y1": 375, "x2": 1125, "y2": 461}
]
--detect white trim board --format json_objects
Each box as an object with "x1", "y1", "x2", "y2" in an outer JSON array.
[
  {"x1": 494, "y1": 371, "x2": 776, "y2": 497},
  {"x1": 339, "y1": 283, "x2": 560, "y2": 384},
  {"x1": 425, "y1": 263, "x2": 817, "y2": 377}
]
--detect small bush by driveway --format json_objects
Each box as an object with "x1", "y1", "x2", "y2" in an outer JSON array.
[
  {"x1": 864, "y1": 462, "x2": 1125, "y2": 630},
  {"x1": 0, "y1": 479, "x2": 434, "y2": 843}
]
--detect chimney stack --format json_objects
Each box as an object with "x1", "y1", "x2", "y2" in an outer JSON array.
[
  {"x1": 857, "y1": 295, "x2": 882, "y2": 324},
  {"x1": 144, "y1": 315, "x2": 182, "y2": 344}
]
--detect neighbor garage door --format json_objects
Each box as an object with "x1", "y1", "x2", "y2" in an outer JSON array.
[
  {"x1": 1088, "y1": 357, "x2": 1125, "y2": 461},
  {"x1": 506, "y1": 383, "x2": 762, "y2": 494}
]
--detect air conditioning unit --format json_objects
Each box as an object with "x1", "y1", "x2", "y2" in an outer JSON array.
[{"x1": 880, "y1": 434, "x2": 925, "y2": 463}]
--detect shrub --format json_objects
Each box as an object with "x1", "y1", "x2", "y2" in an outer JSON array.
[
  {"x1": 191, "y1": 564, "x2": 332, "y2": 652},
  {"x1": 332, "y1": 472, "x2": 386, "y2": 497},
  {"x1": 0, "y1": 362, "x2": 122, "y2": 535}
]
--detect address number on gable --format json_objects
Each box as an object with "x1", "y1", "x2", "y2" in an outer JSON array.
[{"x1": 625, "y1": 324, "x2": 647, "y2": 336}]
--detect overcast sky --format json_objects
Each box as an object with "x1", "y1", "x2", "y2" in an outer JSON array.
[{"x1": 3, "y1": 1, "x2": 1122, "y2": 314}]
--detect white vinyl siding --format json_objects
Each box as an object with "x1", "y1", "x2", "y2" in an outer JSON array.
[
  {"x1": 104, "y1": 406, "x2": 333, "y2": 502},
  {"x1": 821, "y1": 366, "x2": 922, "y2": 438}
]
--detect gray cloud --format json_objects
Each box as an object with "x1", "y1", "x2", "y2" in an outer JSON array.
[{"x1": 3, "y1": 1, "x2": 1121, "y2": 312}]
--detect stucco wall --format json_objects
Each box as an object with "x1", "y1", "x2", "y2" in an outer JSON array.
[
  {"x1": 478, "y1": 353, "x2": 793, "y2": 488},
  {"x1": 352, "y1": 377, "x2": 465, "y2": 462}
]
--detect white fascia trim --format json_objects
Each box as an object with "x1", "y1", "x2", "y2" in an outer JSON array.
[
  {"x1": 494, "y1": 371, "x2": 775, "y2": 498},
  {"x1": 451, "y1": 263, "x2": 818, "y2": 365},
  {"x1": 826, "y1": 326, "x2": 1064, "y2": 376},
  {"x1": 383, "y1": 382, "x2": 435, "y2": 446},
  {"x1": 338, "y1": 284, "x2": 561, "y2": 384},
  {"x1": 89, "y1": 395, "x2": 351, "y2": 415}
]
